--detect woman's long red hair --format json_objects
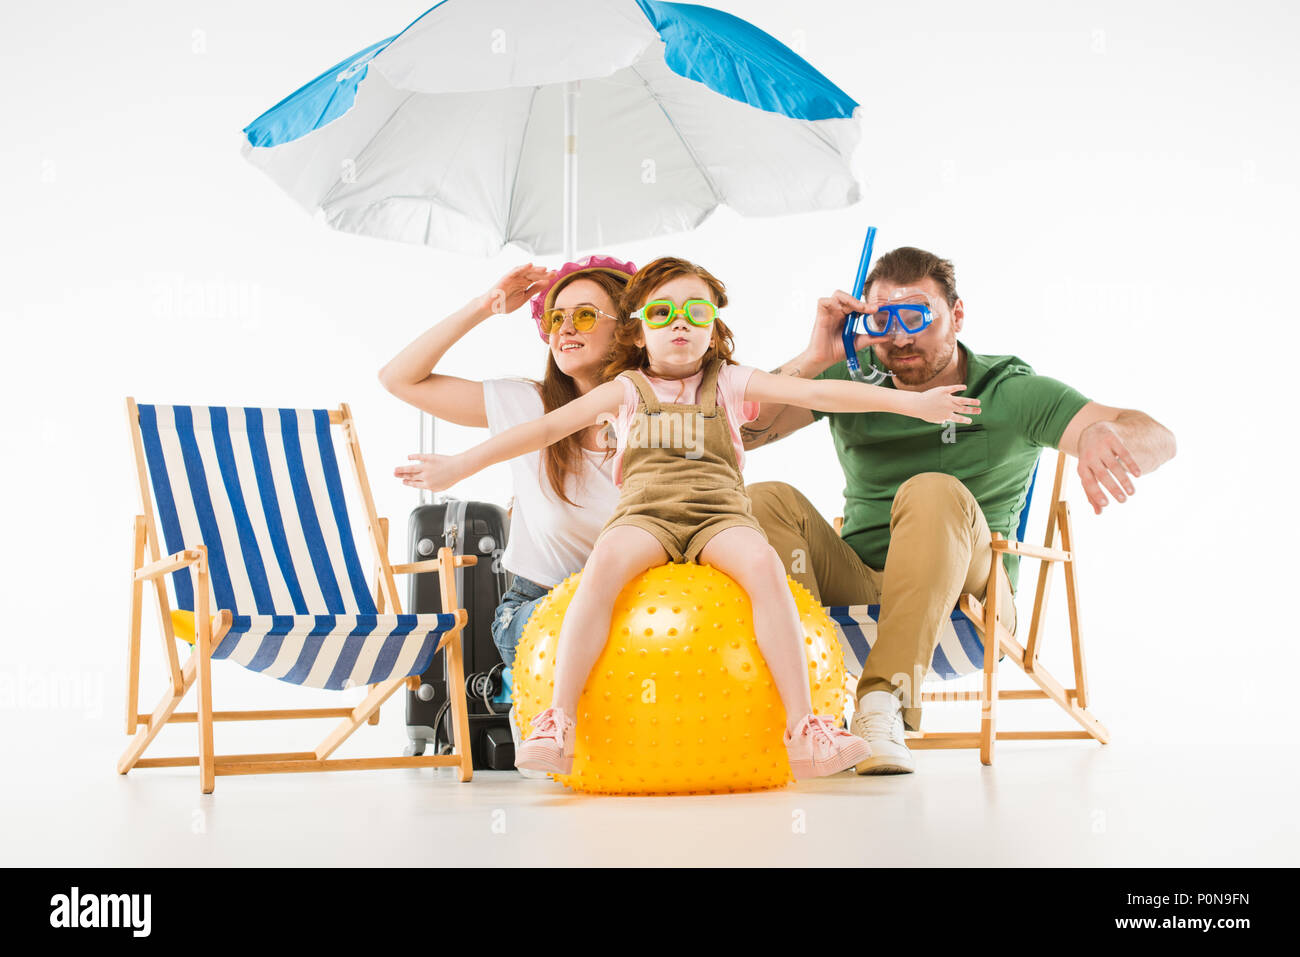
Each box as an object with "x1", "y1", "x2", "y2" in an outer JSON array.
[{"x1": 532, "y1": 270, "x2": 628, "y2": 507}]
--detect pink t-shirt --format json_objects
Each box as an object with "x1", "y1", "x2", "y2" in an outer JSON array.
[{"x1": 610, "y1": 364, "x2": 760, "y2": 486}]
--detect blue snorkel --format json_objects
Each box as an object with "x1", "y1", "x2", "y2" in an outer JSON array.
[{"x1": 842, "y1": 226, "x2": 893, "y2": 385}]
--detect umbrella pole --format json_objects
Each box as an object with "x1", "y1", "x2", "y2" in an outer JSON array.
[
  {"x1": 563, "y1": 80, "x2": 580, "y2": 261},
  {"x1": 417, "y1": 84, "x2": 579, "y2": 508},
  {"x1": 419, "y1": 87, "x2": 578, "y2": 505},
  {"x1": 418, "y1": 411, "x2": 434, "y2": 505}
]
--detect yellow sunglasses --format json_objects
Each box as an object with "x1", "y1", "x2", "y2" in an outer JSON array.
[{"x1": 542, "y1": 305, "x2": 619, "y2": 335}]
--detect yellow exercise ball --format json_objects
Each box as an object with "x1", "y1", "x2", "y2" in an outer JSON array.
[{"x1": 512, "y1": 563, "x2": 848, "y2": 796}]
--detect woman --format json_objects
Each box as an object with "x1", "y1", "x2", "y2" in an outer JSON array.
[{"x1": 378, "y1": 255, "x2": 637, "y2": 756}]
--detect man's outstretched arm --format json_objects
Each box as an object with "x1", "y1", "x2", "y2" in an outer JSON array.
[{"x1": 1057, "y1": 402, "x2": 1177, "y2": 514}]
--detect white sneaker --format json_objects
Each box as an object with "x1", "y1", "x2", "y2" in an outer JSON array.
[
  {"x1": 508, "y1": 704, "x2": 550, "y2": 779},
  {"x1": 850, "y1": 690, "x2": 915, "y2": 775}
]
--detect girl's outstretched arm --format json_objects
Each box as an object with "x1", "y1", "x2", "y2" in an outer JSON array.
[
  {"x1": 744, "y1": 370, "x2": 981, "y2": 425},
  {"x1": 395, "y1": 379, "x2": 625, "y2": 492}
]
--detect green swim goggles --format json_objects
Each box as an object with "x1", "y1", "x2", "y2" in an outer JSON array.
[{"x1": 631, "y1": 299, "x2": 719, "y2": 327}]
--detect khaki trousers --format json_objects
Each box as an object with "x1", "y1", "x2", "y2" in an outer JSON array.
[{"x1": 747, "y1": 473, "x2": 1017, "y2": 731}]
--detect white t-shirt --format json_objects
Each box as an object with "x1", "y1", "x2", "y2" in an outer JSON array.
[{"x1": 482, "y1": 377, "x2": 621, "y2": 588}]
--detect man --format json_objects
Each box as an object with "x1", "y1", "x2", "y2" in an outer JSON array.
[{"x1": 742, "y1": 246, "x2": 1176, "y2": 773}]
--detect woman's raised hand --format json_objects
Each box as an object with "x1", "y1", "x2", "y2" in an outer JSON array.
[
  {"x1": 479, "y1": 263, "x2": 557, "y2": 316},
  {"x1": 915, "y1": 385, "x2": 981, "y2": 425},
  {"x1": 395, "y1": 453, "x2": 470, "y2": 493}
]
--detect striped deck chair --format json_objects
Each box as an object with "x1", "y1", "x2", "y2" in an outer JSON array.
[
  {"x1": 120, "y1": 398, "x2": 476, "y2": 793},
  {"x1": 829, "y1": 450, "x2": 1109, "y2": 765}
]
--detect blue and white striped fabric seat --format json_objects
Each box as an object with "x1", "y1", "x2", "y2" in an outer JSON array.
[
  {"x1": 827, "y1": 605, "x2": 986, "y2": 681},
  {"x1": 822, "y1": 460, "x2": 1040, "y2": 682},
  {"x1": 137, "y1": 403, "x2": 455, "y2": 690}
]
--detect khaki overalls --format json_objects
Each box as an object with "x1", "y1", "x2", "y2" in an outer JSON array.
[{"x1": 602, "y1": 357, "x2": 768, "y2": 563}]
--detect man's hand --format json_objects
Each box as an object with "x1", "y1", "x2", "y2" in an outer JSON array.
[
  {"x1": 1075, "y1": 420, "x2": 1143, "y2": 514},
  {"x1": 806, "y1": 289, "x2": 876, "y2": 368},
  {"x1": 1058, "y1": 403, "x2": 1175, "y2": 515},
  {"x1": 742, "y1": 289, "x2": 880, "y2": 451},
  {"x1": 395, "y1": 453, "x2": 471, "y2": 493}
]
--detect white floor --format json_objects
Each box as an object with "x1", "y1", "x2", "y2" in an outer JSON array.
[{"x1": 6, "y1": 713, "x2": 1295, "y2": 867}]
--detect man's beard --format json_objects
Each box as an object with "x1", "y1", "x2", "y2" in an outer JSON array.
[{"x1": 879, "y1": 334, "x2": 958, "y2": 386}]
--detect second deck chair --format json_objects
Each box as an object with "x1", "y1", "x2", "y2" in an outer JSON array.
[
  {"x1": 120, "y1": 398, "x2": 476, "y2": 793},
  {"x1": 829, "y1": 450, "x2": 1109, "y2": 765}
]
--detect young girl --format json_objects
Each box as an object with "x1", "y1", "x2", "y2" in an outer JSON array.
[{"x1": 396, "y1": 257, "x2": 980, "y2": 779}]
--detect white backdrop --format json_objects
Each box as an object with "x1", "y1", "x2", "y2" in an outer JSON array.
[{"x1": 2, "y1": 0, "x2": 1297, "y2": 857}]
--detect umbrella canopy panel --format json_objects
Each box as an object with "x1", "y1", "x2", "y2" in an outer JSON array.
[{"x1": 242, "y1": 0, "x2": 862, "y2": 255}]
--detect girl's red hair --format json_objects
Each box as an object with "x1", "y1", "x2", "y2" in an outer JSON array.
[{"x1": 601, "y1": 256, "x2": 737, "y2": 381}]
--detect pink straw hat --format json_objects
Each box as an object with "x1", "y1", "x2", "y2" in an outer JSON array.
[{"x1": 530, "y1": 254, "x2": 638, "y2": 342}]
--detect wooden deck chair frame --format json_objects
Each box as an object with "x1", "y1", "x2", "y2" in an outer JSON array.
[
  {"x1": 119, "y1": 398, "x2": 477, "y2": 793},
  {"x1": 834, "y1": 450, "x2": 1109, "y2": 765}
]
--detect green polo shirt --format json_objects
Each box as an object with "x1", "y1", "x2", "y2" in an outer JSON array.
[{"x1": 812, "y1": 341, "x2": 1089, "y2": 590}]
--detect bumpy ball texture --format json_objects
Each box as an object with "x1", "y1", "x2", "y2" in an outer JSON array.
[{"x1": 513, "y1": 563, "x2": 848, "y2": 795}]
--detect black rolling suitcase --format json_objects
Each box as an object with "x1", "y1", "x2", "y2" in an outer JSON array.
[{"x1": 404, "y1": 497, "x2": 516, "y2": 769}]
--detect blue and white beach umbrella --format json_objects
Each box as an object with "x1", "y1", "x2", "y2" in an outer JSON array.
[{"x1": 242, "y1": 0, "x2": 862, "y2": 258}]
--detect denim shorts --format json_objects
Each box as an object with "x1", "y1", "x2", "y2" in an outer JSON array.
[{"x1": 490, "y1": 573, "x2": 552, "y2": 668}]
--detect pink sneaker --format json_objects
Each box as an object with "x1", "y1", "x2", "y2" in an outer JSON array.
[
  {"x1": 515, "y1": 706, "x2": 576, "y2": 775},
  {"x1": 785, "y1": 714, "x2": 871, "y2": 779}
]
